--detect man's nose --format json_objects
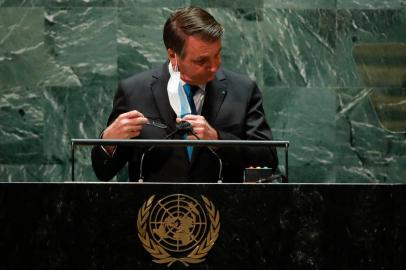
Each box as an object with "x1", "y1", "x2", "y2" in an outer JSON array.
[{"x1": 207, "y1": 58, "x2": 221, "y2": 72}]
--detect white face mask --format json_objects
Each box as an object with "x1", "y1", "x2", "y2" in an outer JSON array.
[{"x1": 167, "y1": 54, "x2": 192, "y2": 118}]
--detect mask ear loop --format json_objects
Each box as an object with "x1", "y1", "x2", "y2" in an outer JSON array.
[{"x1": 174, "y1": 54, "x2": 179, "y2": 72}]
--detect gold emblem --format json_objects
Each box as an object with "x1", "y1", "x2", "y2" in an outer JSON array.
[{"x1": 137, "y1": 194, "x2": 220, "y2": 267}]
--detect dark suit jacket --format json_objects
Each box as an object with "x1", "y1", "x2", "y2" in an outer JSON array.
[{"x1": 91, "y1": 63, "x2": 278, "y2": 182}]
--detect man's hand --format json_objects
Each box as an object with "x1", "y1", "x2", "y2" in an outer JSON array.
[
  {"x1": 102, "y1": 110, "x2": 148, "y2": 154},
  {"x1": 177, "y1": 115, "x2": 218, "y2": 140}
]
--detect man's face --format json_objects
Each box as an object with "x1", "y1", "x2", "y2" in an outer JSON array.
[{"x1": 168, "y1": 36, "x2": 222, "y2": 85}]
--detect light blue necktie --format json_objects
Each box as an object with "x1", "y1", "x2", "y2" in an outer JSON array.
[{"x1": 183, "y1": 84, "x2": 197, "y2": 160}]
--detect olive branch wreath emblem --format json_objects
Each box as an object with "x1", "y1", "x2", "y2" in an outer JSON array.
[{"x1": 137, "y1": 195, "x2": 220, "y2": 267}]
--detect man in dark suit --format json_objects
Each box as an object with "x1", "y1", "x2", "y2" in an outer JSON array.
[{"x1": 92, "y1": 7, "x2": 278, "y2": 182}]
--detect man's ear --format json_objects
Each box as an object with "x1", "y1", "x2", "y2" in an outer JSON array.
[{"x1": 167, "y1": 48, "x2": 176, "y2": 68}]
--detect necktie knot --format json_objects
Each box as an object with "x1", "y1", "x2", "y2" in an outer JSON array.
[{"x1": 183, "y1": 84, "x2": 197, "y2": 97}]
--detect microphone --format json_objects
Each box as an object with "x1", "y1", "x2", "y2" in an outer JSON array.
[
  {"x1": 177, "y1": 120, "x2": 193, "y2": 133},
  {"x1": 138, "y1": 121, "x2": 192, "y2": 182},
  {"x1": 188, "y1": 130, "x2": 223, "y2": 184}
]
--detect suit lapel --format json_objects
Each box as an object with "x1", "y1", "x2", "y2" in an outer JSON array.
[
  {"x1": 201, "y1": 69, "x2": 227, "y2": 124},
  {"x1": 150, "y1": 63, "x2": 177, "y2": 132},
  {"x1": 191, "y1": 69, "x2": 227, "y2": 165}
]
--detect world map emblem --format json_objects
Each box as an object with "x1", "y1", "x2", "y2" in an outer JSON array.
[{"x1": 137, "y1": 194, "x2": 220, "y2": 266}]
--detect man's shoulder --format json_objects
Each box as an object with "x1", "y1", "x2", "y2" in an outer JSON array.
[
  {"x1": 221, "y1": 68, "x2": 256, "y2": 88},
  {"x1": 120, "y1": 65, "x2": 163, "y2": 89}
]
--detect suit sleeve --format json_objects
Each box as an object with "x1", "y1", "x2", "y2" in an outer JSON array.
[
  {"x1": 216, "y1": 82, "x2": 278, "y2": 172},
  {"x1": 91, "y1": 83, "x2": 138, "y2": 181}
]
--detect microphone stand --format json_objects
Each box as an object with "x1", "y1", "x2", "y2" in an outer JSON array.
[
  {"x1": 189, "y1": 131, "x2": 223, "y2": 183},
  {"x1": 138, "y1": 121, "x2": 223, "y2": 183},
  {"x1": 138, "y1": 121, "x2": 193, "y2": 182}
]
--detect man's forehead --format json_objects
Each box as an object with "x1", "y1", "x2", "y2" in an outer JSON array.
[{"x1": 183, "y1": 36, "x2": 222, "y2": 56}]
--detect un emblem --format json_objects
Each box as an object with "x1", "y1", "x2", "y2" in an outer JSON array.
[{"x1": 137, "y1": 194, "x2": 220, "y2": 266}]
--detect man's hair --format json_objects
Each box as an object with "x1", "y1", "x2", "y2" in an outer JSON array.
[{"x1": 163, "y1": 7, "x2": 224, "y2": 58}]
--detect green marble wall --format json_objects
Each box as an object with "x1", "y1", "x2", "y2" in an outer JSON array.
[{"x1": 0, "y1": 0, "x2": 405, "y2": 182}]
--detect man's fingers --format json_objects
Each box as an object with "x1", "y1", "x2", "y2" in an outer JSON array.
[
  {"x1": 178, "y1": 115, "x2": 218, "y2": 140},
  {"x1": 117, "y1": 110, "x2": 147, "y2": 127},
  {"x1": 181, "y1": 114, "x2": 202, "y2": 121},
  {"x1": 126, "y1": 116, "x2": 148, "y2": 126},
  {"x1": 126, "y1": 124, "x2": 143, "y2": 132},
  {"x1": 104, "y1": 110, "x2": 149, "y2": 140},
  {"x1": 120, "y1": 110, "x2": 144, "y2": 119}
]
